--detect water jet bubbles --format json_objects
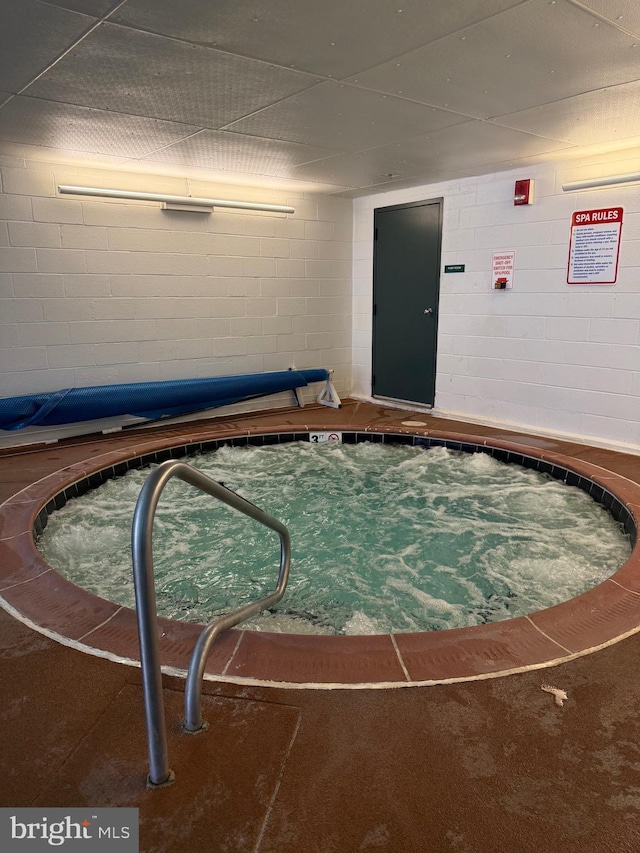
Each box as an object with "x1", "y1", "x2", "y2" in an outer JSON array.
[{"x1": 38, "y1": 441, "x2": 631, "y2": 636}]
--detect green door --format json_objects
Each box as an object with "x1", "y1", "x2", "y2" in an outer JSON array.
[{"x1": 372, "y1": 199, "x2": 443, "y2": 406}]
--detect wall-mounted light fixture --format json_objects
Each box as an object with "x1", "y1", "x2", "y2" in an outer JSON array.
[
  {"x1": 562, "y1": 171, "x2": 640, "y2": 192},
  {"x1": 57, "y1": 185, "x2": 295, "y2": 214}
]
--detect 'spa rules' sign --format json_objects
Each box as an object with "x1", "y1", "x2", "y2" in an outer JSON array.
[{"x1": 567, "y1": 207, "x2": 623, "y2": 285}]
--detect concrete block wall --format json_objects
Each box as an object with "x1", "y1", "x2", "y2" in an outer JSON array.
[
  {"x1": 353, "y1": 153, "x2": 640, "y2": 452},
  {"x1": 0, "y1": 157, "x2": 352, "y2": 430}
]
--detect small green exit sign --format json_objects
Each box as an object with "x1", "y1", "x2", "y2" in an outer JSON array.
[{"x1": 444, "y1": 264, "x2": 465, "y2": 273}]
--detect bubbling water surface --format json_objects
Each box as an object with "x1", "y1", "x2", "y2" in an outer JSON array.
[{"x1": 37, "y1": 441, "x2": 631, "y2": 635}]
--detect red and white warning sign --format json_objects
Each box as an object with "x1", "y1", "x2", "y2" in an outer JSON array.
[
  {"x1": 492, "y1": 250, "x2": 515, "y2": 290},
  {"x1": 567, "y1": 207, "x2": 623, "y2": 285}
]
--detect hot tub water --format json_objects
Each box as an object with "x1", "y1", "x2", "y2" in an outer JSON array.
[{"x1": 37, "y1": 441, "x2": 631, "y2": 635}]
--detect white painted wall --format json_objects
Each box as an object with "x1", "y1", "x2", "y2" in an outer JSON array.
[
  {"x1": 3, "y1": 151, "x2": 639, "y2": 453},
  {"x1": 353, "y1": 155, "x2": 640, "y2": 452},
  {"x1": 0, "y1": 157, "x2": 352, "y2": 440}
]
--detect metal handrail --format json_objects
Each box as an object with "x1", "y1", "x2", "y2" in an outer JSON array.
[{"x1": 131, "y1": 459, "x2": 291, "y2": 787}]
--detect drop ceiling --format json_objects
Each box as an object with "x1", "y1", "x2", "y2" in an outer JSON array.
[{"x1": 0, "y1": 0, "x2": 639, "y2": 196}]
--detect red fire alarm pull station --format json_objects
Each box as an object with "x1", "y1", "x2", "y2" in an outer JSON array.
[{"x1": 514, "y1": 179, "x2": 533, "y2": 205}]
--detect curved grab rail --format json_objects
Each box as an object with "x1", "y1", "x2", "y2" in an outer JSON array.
[{"x1": 132, "y1": 459, "x2": 291, "y2": 787}]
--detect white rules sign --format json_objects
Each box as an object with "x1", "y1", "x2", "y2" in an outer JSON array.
[{"x1": 567, "y1": 207, "x2": 623, "y2": 285}]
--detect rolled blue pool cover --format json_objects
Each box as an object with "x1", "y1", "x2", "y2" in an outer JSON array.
[{"x1": 0, "y1": 369, "x2": 329, "y2": 431}]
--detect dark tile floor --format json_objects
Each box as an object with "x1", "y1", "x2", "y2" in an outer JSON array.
[{"x1": 2, "y1": 400, "x2": 640, "y2": 852}]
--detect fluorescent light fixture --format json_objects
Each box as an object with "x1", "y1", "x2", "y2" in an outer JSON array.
[
  {"x1": 57, "y1": 185, "x2": 295, "y2": 214},
  {"x1": 562, "y1": 171, "x2": 640, "y2": 192}
]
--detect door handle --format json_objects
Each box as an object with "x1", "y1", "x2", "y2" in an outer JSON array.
[{"x1": 423, "y1": 307, "x2": 433, "y2": 315}]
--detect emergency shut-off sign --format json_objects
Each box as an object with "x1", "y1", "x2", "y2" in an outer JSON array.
[{"x1": 567, "y1": 207, "x2": 623, "y2": 285}]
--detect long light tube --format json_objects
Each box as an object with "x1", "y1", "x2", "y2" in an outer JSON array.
[
  {"x1": 562, "y1": 171, "x2": 640, "y2": 192},
  {"x1": 57, "y1": 185, "x2": 295, "y2": 214}
]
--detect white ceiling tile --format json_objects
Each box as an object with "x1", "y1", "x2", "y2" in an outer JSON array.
[
  {"x1": 330, "y1": 177, "x2": 434, "y2": 198},
  {"x1": 112, "y1": 0, "x2": 525, "y2": 79},
  {"x1": 348, "y1": 0, "x2": 640, "y2": 119},
  {"x1": 141, "y1": 130, "x2": 337, "y2": 176},
  {"x1": 44, "y1": 1, "x2": 117, "y2": 14},
  {"x1": 572, "y1": 141, "x2": 640, "y2": 168},
  {"x1": 366, "y1": 122, "x2": 573, "y2": 172},
  {"x1": 574, "y1": 0, "x2": 640, "y2": 37},
  {"x1": 285, "y1": 152, "x2": 432, "y2": 187},
  {"x1": 25, "y1": 23, "x2": 319, "y2": 128},
  {"x1": 0, "y1": 96, "x2": 200, "y2": 157},
  {"x1": 0, "y1": 0, "x2": 93, "y2": 93},
  {"x1": 1, "y1": 0, "x2": 638, "y2": 193},
  {"x1": 494, "y1": 81, "x2": 640, "y2": 146},
  {"x1": 225, "y1": 82, "x2": 469, "y2": 152}
]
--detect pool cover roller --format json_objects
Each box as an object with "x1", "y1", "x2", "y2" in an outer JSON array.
[{"x1": 0, "y1": 369, "x2": 331, "y2": 431}]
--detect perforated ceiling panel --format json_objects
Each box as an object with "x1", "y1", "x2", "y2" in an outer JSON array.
[
  {"x1": 0, "y1": 0, "x2": 638, "y2": 195},
  {"x1": 140, "y1": 129, "x2": 337, "y2": 177},
  {"x1": 45, "y1": 1, "x2": 118, "y2": 15},
  {"x1": 285, "y1": 150, "x2": 433, "y2": 189},
  {"x1": 111, "y1": 0, "x2": 525, "y2": 79},
  {"x1": 495, "y1": 80, "x2": 640, "y2": 146},
  {"x1": 349, "y1": 0, "x2": 640, "y2": 119},
  {"x1": 225, "y1": 82, "x2": 469, "y2": 152},
  {"x1": 365, "y1": 122, "x2": 572, "y2": 173},
  {"x1": 0, "y1": 0, "x2": 93, "y2": 93},
  {"x1": 27, "y1": 23, "x2": 318, "y2": 129},
  {"x1": 576, "y1": 0, "x2": 640, "y2": 35},
  {"x1": 0, "y1": 96, "x2": 199, "y2": 157}
]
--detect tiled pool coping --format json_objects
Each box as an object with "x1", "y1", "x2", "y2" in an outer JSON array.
[{"x1": 1, "y1": 419, "x2": 640, "y2": 689}]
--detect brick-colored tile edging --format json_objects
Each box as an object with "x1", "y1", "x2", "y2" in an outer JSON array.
[{"x1": 0, "y1": 422, "x2": 638, "y2": 689}]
